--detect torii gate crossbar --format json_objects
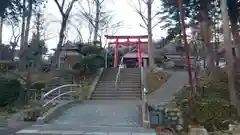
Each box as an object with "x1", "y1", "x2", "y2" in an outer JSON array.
[{"x1": 105, "y1": 35, "x2": 148, "y2": 68}]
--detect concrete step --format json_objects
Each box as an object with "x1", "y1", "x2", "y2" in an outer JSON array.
[
  {"x1": 93, "y1": 91, "x2": 141, "y2": 94},
  {"x1": 92, "y1": 92, "x2": 141, "y2": 96},
  {"x1": 95, "y1": 88, "x2": 141, "y2": 92},
  {"x1": 98, "y1": 81, "x2": 141, "y2": 83},
  {"x1": 91, "y1": 96, "x2": 141, "y2": 100},
  {"x1": 16, "y1": 124, "x2": 154, "y2": 135},
  {"x1": 94, "y1": 87, "x2": 141, "y2": 90},
  {"x1": 95, "y1": 85, "x2": 141, "y2": 88}
]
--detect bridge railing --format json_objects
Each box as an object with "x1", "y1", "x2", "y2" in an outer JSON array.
[{"x1": 41, "y1": 84, "x2": 80, "y2": 107}]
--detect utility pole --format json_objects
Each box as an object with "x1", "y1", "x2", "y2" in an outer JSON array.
[
  {"x1": 177, "y1": 0, "x2": 195, "y2": 103},
  {"x1": 220, "y1": 0, "x2": 237, "y2": 106}
]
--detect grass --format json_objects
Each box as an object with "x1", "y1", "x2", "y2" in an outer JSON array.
[
  {"x1": 145, "y1": 69, "x2": 171, "y2": 93},
  {"x1": 75, "y1": 73, "x2": 97, "y2": 99}
]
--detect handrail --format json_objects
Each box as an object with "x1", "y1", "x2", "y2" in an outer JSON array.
[
  {"x1": 42, "y1": 84, "x2": 79, "y2": 100},
  {"x1": 115, "y1": 67, "x2": 121, "y2": 90},
  {"x1": 43, "y1": 91, "x2": 77, "y2": 107}
]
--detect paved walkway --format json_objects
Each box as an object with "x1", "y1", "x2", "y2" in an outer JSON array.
[
  {"x1": 51, "y1": 100, "x2": 141, "y2": 126},
  {"x1": 17, "y1": 100, "x2": 156, "y2": 134},
  {"x1": 147, "y1": 71, "x2": 189, "y2": 105},
  {"x1": 0, "y1": 118, "x2": 35, "y2": 135}
]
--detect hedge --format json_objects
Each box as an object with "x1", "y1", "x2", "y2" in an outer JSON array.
[{"x1": 0, "y1": 78, "x2": 23, "y2": 107}]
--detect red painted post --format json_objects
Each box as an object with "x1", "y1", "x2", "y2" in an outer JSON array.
[
  {"x1": 177, "y1": 0, "x2": 195, "y2": 102},
  {"x1": 114, "y1": 38, "x2": 119, "y2": 68}
]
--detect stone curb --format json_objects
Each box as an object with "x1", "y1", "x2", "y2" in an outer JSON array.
[{"x1": 87, "y1": 68, "x2": 104, "y2": 99}]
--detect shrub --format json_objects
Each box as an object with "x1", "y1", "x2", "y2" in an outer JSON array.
[
  {"x1": 173, "y1": 71, "x2": 240, "y2": 132},
  {"x1": 0, "y1": 78, "x2": 23, "y2": 107}
]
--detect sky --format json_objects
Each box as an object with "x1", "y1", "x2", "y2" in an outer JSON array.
[{"x1": 2, "y1": 0, "x2": 167, "y2": 51}]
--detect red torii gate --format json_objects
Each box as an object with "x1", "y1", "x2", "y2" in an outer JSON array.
[{"x1": 105, "y1": 35, "x2": 148, "y2": 68}]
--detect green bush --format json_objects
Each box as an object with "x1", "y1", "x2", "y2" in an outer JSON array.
[
  {"x1": 72, "y1": 55, "x2": 104, "y2": 74},
  {"x1": 173, "y1": 71, "x2": 240, "y2": 132},
  {"x1": 0, "y1": 78, "x2": 23, "y2": 107}
]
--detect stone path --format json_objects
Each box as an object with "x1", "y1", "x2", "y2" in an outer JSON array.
[{"x1": 147, "y1": 71, "x2": 189, "y2": 105}]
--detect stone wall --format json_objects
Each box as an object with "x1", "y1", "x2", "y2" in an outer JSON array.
[{"x1": 148, "y1": 105, "x2": 183, "y2": 131}]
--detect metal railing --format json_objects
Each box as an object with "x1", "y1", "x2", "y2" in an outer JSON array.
[
  {"x1": 41, "y1": 84, "x2": 80, "y2": 107},
  {"x1": 43, "y1": 91, "x2": 77, "y2": 107},
  {"x1": 115, "y1": 67, "x2": 121, "y2": 90}
]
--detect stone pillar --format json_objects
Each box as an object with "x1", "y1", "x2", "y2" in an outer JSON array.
[{"x1": 143, "y1": 58, "x2": 147, "y2": 67}]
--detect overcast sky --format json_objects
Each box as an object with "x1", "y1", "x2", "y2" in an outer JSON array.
[{"x1": 2, "y1": 0, "x2": 167, "y2": 51}]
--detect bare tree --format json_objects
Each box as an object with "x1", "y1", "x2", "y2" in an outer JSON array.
[
  {"x1": 134, "y1": 0, "x2": 160, "y2": 68},
  {"x1": 53, "y1": 0, "x2": 78, "y2": 68},
  {"x1": 79, "y1": 0, "x2": 113, "y2": 45}
]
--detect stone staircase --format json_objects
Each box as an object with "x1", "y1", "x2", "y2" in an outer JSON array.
[{"x1": 91, "y1": 68, "x2": 142, "y2": 100}]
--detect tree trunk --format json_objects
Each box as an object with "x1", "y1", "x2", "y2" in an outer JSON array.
[
  {"x1": 20, "y1": 0, "x2": 26, "y2": 50},
  {"x1": 36, "y1": 12, "x2": 42, "y2": 70},
  {"x1": 227, "y1": 0, "x2": 240, "y2": 58},
  {"x1": 199, "y1": 1, "x2": 215, "y2": 72},
  {"x1": 55, "y1": 17, "x2": 67, "y2": 68},
  {"x1": 93, "y1": 0, "x2": 100, "y2": 45},
  {"x1": 220, "y1": 0, "x2": 237, "y2": 106},
  {"x1": 19, "y1": 0, "x2": 27, "y2": 70},
  {"x1": 24, "y1": 0, "x2": 33, "y2": 47},
  {"x1": 147, "y1": 0, "x2": 155, "y2": 68},
  {"x1": 0, "y1": 17, "x2": 3, "y2": 44}
]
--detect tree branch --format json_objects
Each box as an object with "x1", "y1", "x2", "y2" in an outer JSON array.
[
  {"x1": 135, "y1": 0, "x2": 148, "y2": 27},
  {"x1": 65, "y1": 0, "x2": 78, "y2": 18},
  {"x1": 61, "y1": 0, "x2": 65, "y2": 9},
  {"x1": 140, "y1": 23, "x2": 147, "y2": 30},
  {"x1": 151, "y1": 11, "x2": 160, "y2": 20},
  {"x1": 152, "y1": 21, "x2": 160, "y2": 29},
  {"x1": 54, "y1": 0, "x2": 65, "y2": 17}
]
